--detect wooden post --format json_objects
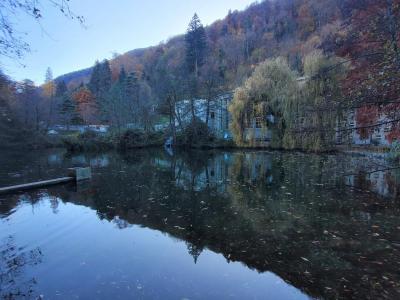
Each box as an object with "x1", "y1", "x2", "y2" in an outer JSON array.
[{"x1": 68, "y1": 167, "x2": 92, "y2": 181}]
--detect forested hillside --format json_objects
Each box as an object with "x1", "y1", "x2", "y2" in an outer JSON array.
[
  {"x1": 59, "y1": 0, "x2": 348, "y2": 89},
  {"x1": 2, "y1": 0, "x2": 399, "y2": 150},
  {"x1": 55, "y1": 0, "x2": 399, "y2": 127}
]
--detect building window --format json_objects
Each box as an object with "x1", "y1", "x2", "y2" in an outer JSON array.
[
  {"x1": 210, "y1": 112, "x2": 215, "y2": 119},
  {"x1": 255, "y1": 117, "x2": 262, "y2": 128}
]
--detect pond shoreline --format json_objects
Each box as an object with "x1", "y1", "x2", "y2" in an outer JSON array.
[
  {"x1": 0, "y1": 135, "x2": 394, "y2": 161},
  {"x1": 60, "y1": 142, "x2": 393, "y2": 159}
]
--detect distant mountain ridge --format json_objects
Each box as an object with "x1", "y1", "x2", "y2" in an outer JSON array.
[
  {"x1": 56, "y1": 67, "x2": 92, "y2": 86},
  {"x1": 55, "y1": 47, "x2": 154, "y2": 87}
]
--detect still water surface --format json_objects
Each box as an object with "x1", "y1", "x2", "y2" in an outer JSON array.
[{"x1": 1, "y1": 149, "x2": 400, "y2": 299}]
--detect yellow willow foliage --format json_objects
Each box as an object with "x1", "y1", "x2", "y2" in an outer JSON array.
[
  {"x1": 229, "y1": 52, "x2": 348, "y2": 151},
  {"x1": 299, "y1": 50, "x2": 348, "y2": 151},
  {"x1": 229, "y1": 57, "x2": 299, "y2": 146},
  {"x1": 228, "y1": 87, "x2": 249, "y2": 145}
]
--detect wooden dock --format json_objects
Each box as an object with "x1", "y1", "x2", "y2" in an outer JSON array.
[
  {"x1": 0, "y1": 167, "x2": 91, "y2": 195},
  {"x1": 0, "y1": 177, "x2": 74, "y2": 195}
]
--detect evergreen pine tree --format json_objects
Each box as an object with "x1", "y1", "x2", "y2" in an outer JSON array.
[
  {"x1": 70, "y1": 104, "x2": 84, "y2": 125},
  {"x1": 89, "y1": 59, "x2": 112, "y2": 123},
  {"x1": 185, "y1": 14, "x2": 207, "y2": 76},
  {"x1": 45, "y1": 67, "x2": 53, "y2": 83},
  {"x1": 88, "y1": 60, "x2": 101, "y2": 96},
  {"x1": 55, "y1": 80, "x2": 68, "y2": 97},
  {"x1": 99, "y1": 59, "x2": 112, "y2": 94},
  {"x1": 59, "y1": 94, "x2": 82, "y2": 128},
  {"x1": 126, "y1": 72, "x2": 140, "y2": 124},
  {"x1": 118, "y1": 66, "x2": 127, "y2": 83}
]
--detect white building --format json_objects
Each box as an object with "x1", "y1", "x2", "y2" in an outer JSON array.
[
  {"x1": 51, "y1": 124, "x2": 110, "y2": 134},
  {"x1": 175, "y1": 93, "x2": 233, "y2": 139}
]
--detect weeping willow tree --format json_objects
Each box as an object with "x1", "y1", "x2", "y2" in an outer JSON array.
[
  {"x1": 297, "y1": 50, "x2": 348, "y2": 151},
  {"x1": 229, "y1": 52, "x2": 348, "y2": 151},
  {"x1": 228, "y1": 57, "x2": 299, "y2": 147}
]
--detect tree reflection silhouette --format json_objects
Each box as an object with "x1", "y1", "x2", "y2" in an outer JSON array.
[{"x1": 1, "y1": 149, "x2": 400, "y2": 299}]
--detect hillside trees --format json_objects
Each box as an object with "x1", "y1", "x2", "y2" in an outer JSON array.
[
  {"x1": 86, "y1": 59, "x2": 156, "y2": 131},
  {"x1": 55, "y1": 80, "x2": 67, "y2": 97},
  {"x1": 125, "y1": 71, "x2": 140, "y2": 125},
  {"x1": 59, "y1": 93, "x2": 82, "y2": 129},
  {"x1": 341, "y1": 0, "x2": 400, "y2": 141},
  {"x1": 88, "y1": 59, "x2": 112, "y2": 122},
  {"x1": 104, "y1": 80, "x2": 129, "y2": 132},
  {"x1": 10, "y1": 0, "x2": 394, "y2": 147},
  {"x1": 185, "y1": 14, "x2": 207, "y2": 77},
  {"x1": 15, "y1": 79, "x2": 41, "y2": 129},
  {"x1": 56, "y1": 80, "x2": 82, "y2": 128},
  {"x1": 57, "y1": 0, "x2": 354, "y2": 93},
  {"x1": 0, "y1": 71, "x2": 25, "y2": 147}
]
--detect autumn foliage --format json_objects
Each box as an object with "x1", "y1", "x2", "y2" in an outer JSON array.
[
  {"x1": 2, "y1": 0, "x2": 399, "y2": 147},
  {"x1": 72, "y1": 86, "x2": 97, "y2": 124}
]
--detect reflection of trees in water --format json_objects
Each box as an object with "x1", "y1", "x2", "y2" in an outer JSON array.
[
  {"x1": 224, "y1": 153, "x2": 400, "y2": 298},
  {"x1": 2, "y1": 149, "x2": 400, "y2": 299},
  {"x1": 347, "y1": 169, "x2": 400, "y2": 199},
  {"x1": 386, "y1": 169, "x2": 400, "y2": 198},
  {"x1": 0, "y1": 193, "x2": 46, "y2": 219},
  {"x1": 89, "y1": 150, "x2": 400, "y2": 299},
  {"x1": 0, "y1": 236, "x2": 42, "y2": 299},
  {"x1": 186, "y1": 242, "x2": 203, "y2": 264}
]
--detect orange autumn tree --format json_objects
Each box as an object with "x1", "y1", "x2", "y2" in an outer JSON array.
[{"x1": 72, "y1": 85, "x2": 97, "y2": 124}]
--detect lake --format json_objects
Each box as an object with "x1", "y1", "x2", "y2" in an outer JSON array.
[{"x1": 1, "y1": 149, "x2": 400, "y2": 299}]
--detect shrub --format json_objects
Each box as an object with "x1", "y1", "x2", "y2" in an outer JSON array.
[
  {"x1": 118, "y1": 129, "x2": 164, "y2": 149},
  {"x1": 177, "y1": 118, "x2": 215, "y2": 147},
  {"x1": 62, "y1": 131, "x2": 113, "y2": 152}
]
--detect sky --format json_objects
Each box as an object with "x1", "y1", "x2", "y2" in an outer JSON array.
[{"x1": 1, "y1": 0, "x2": 255, "y2": 85}]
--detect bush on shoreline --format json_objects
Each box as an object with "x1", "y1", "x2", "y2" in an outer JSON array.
[
  {"x1": 118, "y1": 129, "x2": 164, "y2": 149},
  {"x1": 62, "y1": 130, "x2": 114, "y2": 152},
  {"x1": 175, "y1": 118, "x2": 216, "y2": 147},
  {"x1": 62, "y1": 129, "x2": 165, "y2": 152}
]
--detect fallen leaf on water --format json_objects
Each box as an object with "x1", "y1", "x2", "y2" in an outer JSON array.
[{"x1": 301, "y1": 257, "x2": 309, "y2": 262}]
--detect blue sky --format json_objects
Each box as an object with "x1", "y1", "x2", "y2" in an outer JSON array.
[{"x1": 1, "y1": 0, "x2": 255, "y2": 85}]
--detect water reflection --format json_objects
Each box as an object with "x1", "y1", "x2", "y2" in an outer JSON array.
[
  {"x1": 0, "y1": 235, "x2": 43, "y2": 299},
  {"x1": 1, "y1": 149, "x2": 400, "y2": 299},
  {"x1": 346, "y1": 168, "x2": 400, "y2": 199}
]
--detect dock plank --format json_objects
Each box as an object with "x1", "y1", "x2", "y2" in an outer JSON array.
[{"x1": 0, "y1": 177, "x2": 74, "y2": 195}]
